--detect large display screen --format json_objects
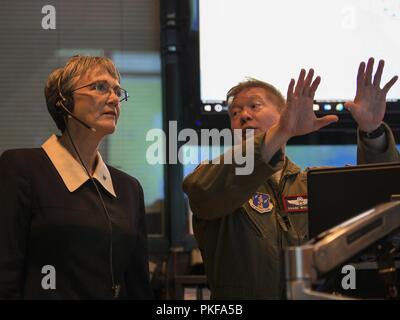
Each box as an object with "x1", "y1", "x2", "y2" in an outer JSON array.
[{"x1": 199, "y1": 0, "x2": 400, "y2": 112}]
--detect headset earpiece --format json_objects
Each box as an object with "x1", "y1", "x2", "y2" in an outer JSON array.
[
  {"x1": 56, "y1": 97, "x2": 70, "y2": 115},
  {"x1": 55, "y1": 68, "x2": 94, "y2": 132},
  {"x1": 58, "y1": 95, "x2": 72, "y2": 110},
  {"x1": 56, "y1": 70, "x2": 72, "y2": 113}
]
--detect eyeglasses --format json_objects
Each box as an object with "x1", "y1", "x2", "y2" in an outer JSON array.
[{"x1": 72, "y1": 80, "x2": 129, "y2": 102}]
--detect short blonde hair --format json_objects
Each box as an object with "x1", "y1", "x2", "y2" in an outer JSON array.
[
  {"x1": 45, "y1": 55, "x2": 121, "y2": 132},
  {"x1": 226, "y1": 77, "x2": 286, "y2": 112}
]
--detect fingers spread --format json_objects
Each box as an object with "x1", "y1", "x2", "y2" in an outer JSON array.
[
  {"x1": 344, "y1": 101, "x2": 357, "y2": 113},
  {"x1": 344, "y1": 101, "x2": 356, "y2": 112},
  {"x1": 364, "y1": 57, "x2": 374, "y2": 85},
  {"x1": 315, "y1": 115, "x2": 338, "y2": 131},
  {"x1": 303, "y1": 69, "x2": 314, "y2": 96},
  {"x1": 373, "y1": 59, "x2": 384, "y2": 87},
  {"x1": 294, "y1": 69, "x2": 306, "y2": 96},
  {"x1": 383, "y1": 75, "x2": 399, "y2": 94},
  {"x1": 287, "y1": 78, "x2": 295, "y2": 105},
  {"x1": 356, "y1": 61, "x2": 366, "y2": 93},
  {"x1": 309, "y1": 76, "x2": 321, "y2": 97}
]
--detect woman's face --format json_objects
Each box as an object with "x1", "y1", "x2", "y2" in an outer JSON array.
[{"x1": 71, "y1": 68, "x2": 121, "y2": 136}]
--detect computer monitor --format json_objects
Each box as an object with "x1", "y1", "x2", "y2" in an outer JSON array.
[{"x1": 307, "y1": 162, "x2": 400, "y2": 239}]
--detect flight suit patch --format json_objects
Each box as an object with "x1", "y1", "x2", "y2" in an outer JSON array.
[
  {"x1": 249, "y1": 192, "x2": 273, "y2": 213},
  {"x1": 283, "y1": 195, "x2": 308, "y2": 213}
]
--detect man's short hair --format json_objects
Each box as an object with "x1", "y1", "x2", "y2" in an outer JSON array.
[
  {"x1": 226, "y1": 77, "x2": 286, "y2": 113},
  {"x1": 44, "y1": 55, "x2": 121, "y2": 132}
]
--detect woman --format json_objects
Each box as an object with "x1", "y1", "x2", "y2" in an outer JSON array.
[{"x1": 0, "y1": 55, "x2": 153, "y2": 299}]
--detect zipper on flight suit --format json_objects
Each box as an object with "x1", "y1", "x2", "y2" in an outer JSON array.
[
  {"x1": 267, "y1": 175, "x2": 289, "y2": 250},
  {"x1": 268, "y1": 175, "x2": 289, "y2": 299}
]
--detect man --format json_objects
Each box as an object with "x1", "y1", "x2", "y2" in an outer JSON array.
[{"x1": 183, "y1": 58, "x2": 399, "y2": 299}]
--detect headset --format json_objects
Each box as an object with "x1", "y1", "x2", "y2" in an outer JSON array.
[
  {"x1": 56, "y1": 71, "x2": 120, "y2": 299},
  {"x1": 56, "y1": 75, "x2": 96, "y2": 132}
]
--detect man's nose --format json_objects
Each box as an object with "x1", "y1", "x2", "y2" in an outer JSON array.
[{"x1": 240, "y1": 108, "x2": 253, "y2": 125}]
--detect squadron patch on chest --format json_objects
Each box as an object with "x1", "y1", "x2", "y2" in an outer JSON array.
[
  {"x1": 283, "y1": 195, "x2": 308, "y2": 213},
  {"x1": 249, "y1": 192, "x2": 274, "y2": 213}
]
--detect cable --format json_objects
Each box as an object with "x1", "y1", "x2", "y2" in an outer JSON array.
[{"x1": 65, "y1": 125, "x2": 120, "y2": 299}]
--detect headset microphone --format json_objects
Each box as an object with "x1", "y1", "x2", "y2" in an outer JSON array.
[{"x1": 56, "y1": 100, "x2": 97, "y2": 132}]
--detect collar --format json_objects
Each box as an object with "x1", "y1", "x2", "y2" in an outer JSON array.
[
  {"x1": 282, "y1": 156, "x2": 301, "y2": 177},
  {"x1": 41, "y1": 134, "x2": 117, "y2": 197}
]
